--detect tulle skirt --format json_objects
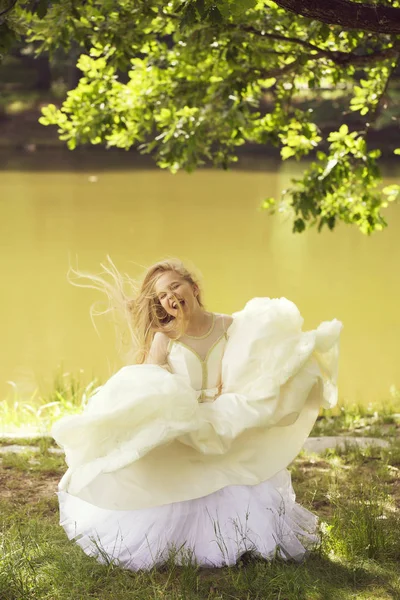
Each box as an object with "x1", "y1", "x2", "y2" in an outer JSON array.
[{"x1": 57, "y1": 468, "x2": 319, "y2": 570}]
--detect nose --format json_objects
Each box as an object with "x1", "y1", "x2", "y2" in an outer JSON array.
[{"x1": 166, "y1": 292, "x2": 176, "y2": 305}]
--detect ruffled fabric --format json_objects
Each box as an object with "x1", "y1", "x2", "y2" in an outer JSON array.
[
  {"x1": 57, "y1": 468, "x2": 319, "y2": 570},
  {"x1": 52, "y1": 297, "x2": 342, "y2": 511}
]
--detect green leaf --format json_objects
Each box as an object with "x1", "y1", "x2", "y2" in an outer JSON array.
[
  {"x1": 228, "y1": 0, "x2": 257, "y2": 17},
  {"x1": 281, "y1": 147, "x2": 296, "y2": 160},
  {"x1": 195, "y1": 0, "x2": 206, "y2": 17},
  {"x1": 261, "y1": 197, "x2": 276, "y2": 210},
  {"x1": 293, "y1": 218, "x2": 306, "y2": 233},
  {"x1": 207, "y1": 6, "x2": 223, "y2": 23},
  {"x1": 382, "y1": 185, "x2": 400, "y2": 198},
  {"x1": 36, "y1": 0, "x2": 50, "y2": 19}
]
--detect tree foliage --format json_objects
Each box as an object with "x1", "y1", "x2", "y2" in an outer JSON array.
[{"x1": 3, "y1": 0, "x2": 400, "y2": 233}]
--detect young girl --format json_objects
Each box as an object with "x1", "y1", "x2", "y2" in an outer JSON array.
[{"x1": 52, "y1": 258, "x2": 342, "y2": 570}]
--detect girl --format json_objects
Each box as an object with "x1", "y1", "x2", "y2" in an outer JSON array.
[{"x1": 52, "y1": 258, "x2": 342, "y2": 570}]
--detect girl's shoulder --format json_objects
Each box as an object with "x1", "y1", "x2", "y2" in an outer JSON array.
[
  {"x1": 152, "y1": 330, "x2": 172, "y2": 344},
  {"x1": 214, "y1": 312, "x2": 234, "y2": 332}
]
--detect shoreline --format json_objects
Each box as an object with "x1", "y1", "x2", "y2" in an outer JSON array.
[{"x1": 1, "y1": 108, "x2": 399, "y2": 162}]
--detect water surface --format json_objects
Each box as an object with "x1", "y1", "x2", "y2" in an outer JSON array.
[{"x1": 1, "y1": 152, "x2": 399, "y2": 406}]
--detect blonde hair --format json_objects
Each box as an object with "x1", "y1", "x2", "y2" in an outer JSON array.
[{"x1": 68, "y1": 256, "x2": 204, "y2": 364}]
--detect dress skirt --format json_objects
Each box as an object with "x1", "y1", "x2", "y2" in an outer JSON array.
[{"x1": 57, "y1": 468, "x2": 319, "y2": 570}]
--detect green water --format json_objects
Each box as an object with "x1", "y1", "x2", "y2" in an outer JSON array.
[{"x1": 1, "y1": 152, "x2": 399, "y2": 406}]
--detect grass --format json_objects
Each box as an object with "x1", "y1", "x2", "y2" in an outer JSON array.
[
  {"x1": 0, "y1": 370, "x2": 100, "y2": 435},
  {"x1": 1, "y1": 374, "x2": 399, "y2": 597},
  {"x1": 0, "y1": 439, "x2": 399, "y2": 600},
  {"x1": 310, "y1": 391, "x2": 400, "y2": 439}
]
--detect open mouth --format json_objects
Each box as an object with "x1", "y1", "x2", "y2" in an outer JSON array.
[{"x1": 171, "y1": 299, "x2": 185, "y2": 310}]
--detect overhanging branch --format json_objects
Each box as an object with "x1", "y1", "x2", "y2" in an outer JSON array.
[
  {"x1": 164, "y1": 10, "x2": 399, "y2": 68},
  {"x1": 366, "y1": 55, "x2": 400, "y2": 127},
  {"x1": 0, "y1": 0, "x2": 17, "y2": 19},
  {"x1": 273, "y1": 0, "x2": 400, "y2": 34},
  {"x1": 234, "y1": 24, "x2": 400, "y2": 67},
  {"x1": 324, "y1": 44, "x2": 400, "y2": 66}
]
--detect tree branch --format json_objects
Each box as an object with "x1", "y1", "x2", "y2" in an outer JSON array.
[
  {"x1": 230, "y1": 23, "x2": 327, "y2": 54},
  {"x1": 232, "y1": 24, "x2": 400, "y2": 67},
  {"x1": 273, "y1": 0, "x2": 400, "y2": 34},
  {"x1": 165, "y1": 10, "x2": 399, "y2": 68},
  {"x1": 328, "y1": 44, "x2": 400, "y2": 66},
  {"x1": 0, "y1": 0, "x2": 18, "y2": 19},
  {"x1": 367, "y1": 54, "x2": 400, "y2": 127},
  {"x1": 249, "y1": 56, "x2": 306, "y2": 83}
]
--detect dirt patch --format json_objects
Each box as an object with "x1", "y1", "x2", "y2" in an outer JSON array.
[{"x1": 0, "y1": 463, "x2": 61, "y2": 509}]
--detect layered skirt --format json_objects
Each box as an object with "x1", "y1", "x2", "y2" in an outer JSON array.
[{"x1": 58, "y1": 469, "x2": 319, "y2": 570}]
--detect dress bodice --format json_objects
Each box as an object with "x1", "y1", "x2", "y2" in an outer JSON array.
[{"x1": 167, "y1": 317, "x2": 229, "y2": 402}]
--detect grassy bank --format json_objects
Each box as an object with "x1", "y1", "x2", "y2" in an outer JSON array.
[
  {"x1": 1, "y1": 371, "x2": 400, "y2": 438},
  {"x1": 0, "y1": 371, "x2": 100, "y2": 436},
  {"x1": 1, "y1": 438, "x2": 399, "y2": 599}
]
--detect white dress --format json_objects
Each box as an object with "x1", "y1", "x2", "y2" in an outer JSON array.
[{"x1": 53, "y1": 297, "x2": 342, "y2": 569}]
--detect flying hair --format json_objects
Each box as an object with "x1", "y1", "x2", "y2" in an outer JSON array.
[{"x1": 67, "y1": 256, "x2": 204, "y2": 364}]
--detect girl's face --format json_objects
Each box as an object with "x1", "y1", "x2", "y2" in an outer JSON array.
[{"x1": 154, "y1": 271, "x2": 199, "y2": 318}]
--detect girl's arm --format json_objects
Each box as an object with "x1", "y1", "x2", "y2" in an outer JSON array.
[{"x1": 145, "y1": 332, "x2": 170, "y2": 369}]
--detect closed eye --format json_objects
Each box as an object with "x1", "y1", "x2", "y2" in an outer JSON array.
[{"x1": 158, "y1": 282, "x2": 181, "y2": 301}]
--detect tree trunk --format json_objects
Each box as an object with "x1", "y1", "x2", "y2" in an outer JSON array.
[
  {"x1": 66, "y1": 45, "x2": 81, "y2": 90},
  {"x1": 35, "y1": 55, "x2": 52, "y2": 91},
  {"x1": 274, "y1": 0, "x2": 400, "y2": 34}
]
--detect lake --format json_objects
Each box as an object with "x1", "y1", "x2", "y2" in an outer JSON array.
[{"x1": 1, "y1": 150, "x2": 399, "y2": 407}]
